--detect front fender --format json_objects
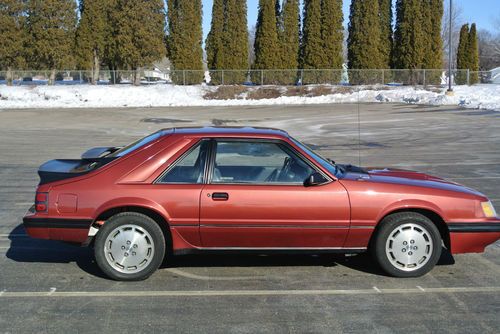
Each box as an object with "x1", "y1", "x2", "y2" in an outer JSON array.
[{"x1": 376, "y1": 199, "x2": 446, "y2": 224}]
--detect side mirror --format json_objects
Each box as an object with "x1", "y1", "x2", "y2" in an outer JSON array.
[{"x1": 304, "y1": 172, "x2": 327, "y2": 187}]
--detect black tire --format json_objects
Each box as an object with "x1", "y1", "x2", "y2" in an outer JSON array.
[
  {"x1": 94, "y1": 212, "x2": 166, "y2": 281},
  {"x1": 372, "y1": 212, "x2": 442, "y2": 278}
]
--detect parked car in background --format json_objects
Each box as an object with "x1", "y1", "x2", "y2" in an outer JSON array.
[{"x1": 23, "y1": 127, "x2": 500, "y2": 280}]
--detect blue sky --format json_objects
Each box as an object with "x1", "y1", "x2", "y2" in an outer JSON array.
[{"x1": 201, "y1": 0, "x2": 499, "y2": 40}]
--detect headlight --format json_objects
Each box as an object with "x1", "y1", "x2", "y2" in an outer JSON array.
[{"x1": 481, "y1": 201, "x2": 497, "y2": 218}]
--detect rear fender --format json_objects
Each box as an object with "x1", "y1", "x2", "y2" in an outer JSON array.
[{"x1": 93, "y1": 197, "x2": 171, "y2": 224}]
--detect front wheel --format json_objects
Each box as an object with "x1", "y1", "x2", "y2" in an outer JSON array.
[
  {"x1": 373, "y1": 212, "x2": 442, "y2": 277},
  {"x1": 94, "y1": 212, "x2": 166, "y2": 281}
]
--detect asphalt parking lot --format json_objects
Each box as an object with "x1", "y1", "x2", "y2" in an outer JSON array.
[{"x1": 0, "y1": 103, "x2": 499, "y2": 333}]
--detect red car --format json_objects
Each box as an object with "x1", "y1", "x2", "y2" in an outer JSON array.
[{"x1": 23, "y1": 127, "x2": 500, "y2": 280}]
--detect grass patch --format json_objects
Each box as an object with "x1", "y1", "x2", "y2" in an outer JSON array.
[
  {"x1": 284, "y1": 85, "x2": 351, "y2": 97},
  {"x1": 308, "y1": 86, "x2": 334, "y2": 96},
  {"x1": 283, "y1": 86, "x2": 309, "y2": 97},
  {"x1": 246, "y1": 87, "x2": 282, "y2": 100},
  {"x1": 203, "y1": 85, "x2": 247, "y2": 100},
  {"x1": 330, "y1": 86, "x2": 355, "y2": 94}
]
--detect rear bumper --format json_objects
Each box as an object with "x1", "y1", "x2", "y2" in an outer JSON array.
[
  {"x1": 447, "y1": 220, "x2": 500, "y2": 254},
  {"x1": 23, "y1": 216, "x2": 92, "y2": 243}
]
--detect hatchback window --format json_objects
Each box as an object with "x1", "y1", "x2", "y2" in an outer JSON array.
[
  {"x1": 212, "y1": 141, "x2": 315, "y2": 184},
  {"x1": 109, "y1": 130, "x2": 169, "y2": 158},
  {"x1": 159, "y1": 140, "x2": 209, "y2": 184}
]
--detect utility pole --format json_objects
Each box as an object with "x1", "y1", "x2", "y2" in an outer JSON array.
[{"x1": 446, "y1": 0, "x2": 454, "y2": 95}]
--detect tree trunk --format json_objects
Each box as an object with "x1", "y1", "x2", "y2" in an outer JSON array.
[
  {"x1": 49, "y1": 69, "x2": 56, "y2": 86},
  {"x1": 6, "y1": 67, "x2": 13, "y2": 86},
  {"x1": 92, "y1": 50, "x2": 100, "y2": 85},
  {"x1": 133, "y1": 67, "x2": 142, "y2": 86}
]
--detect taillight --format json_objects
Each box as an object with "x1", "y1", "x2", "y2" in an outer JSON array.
[{"x1": 35, "y1": 192, "x2": 48, "y2": 213}]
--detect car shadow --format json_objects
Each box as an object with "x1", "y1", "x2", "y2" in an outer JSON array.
[
  {"x1": 165, "y1": 253, "x2": 390, "y2": 276},
  {"x1": 7, "y1": 223, "x2": 455, "y2": 279},
  {"x1": 5, "y1": 224, "x2": 108, "y2": 279}
]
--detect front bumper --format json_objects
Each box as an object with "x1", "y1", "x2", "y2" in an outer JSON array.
[
  {"x1": 448, "y1": 222, "x2": 500, "y2": 233},
  {"x1": 447, "y1": 220, "x2": 500, "y2": 254},
  {"x1": 23, "y1": 215, "x2": 93, "y2": 243}
]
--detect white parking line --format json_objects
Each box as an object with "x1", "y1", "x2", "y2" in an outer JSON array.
[
  {"x1": 0, "y1": 286, "x2": 498, "y2": 298},
  {"x1": 416, "y1": 286, "x2": 425, "y2": 292},
  {"x1": 450, "y1": 177, "x2": 500, "y2": 180},
  {"x1": 0, "y1": 246, "x2": 83, "y2": 253}
]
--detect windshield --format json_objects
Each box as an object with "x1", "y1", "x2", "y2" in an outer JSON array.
[
  {"x1": 108, "y1": 130, "x2": 168, "y2": 158},
  {"x1": 290, "y1": 137, "x2": 341, "y2": 177}
]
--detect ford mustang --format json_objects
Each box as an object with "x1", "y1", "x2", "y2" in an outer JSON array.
[{"x1": 23, "y1": 127, "x2": 500, "y2": 280}]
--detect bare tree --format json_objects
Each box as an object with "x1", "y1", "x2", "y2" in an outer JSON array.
[
  {"x1": 441, "y1": 0, "x2": 463, "y2": 68},
  {"x1": 478, "y1": 30, "x2": 500, "y2": 70},
  {"x1": 492, "y1": 14, "x2": 500, "y2": 63}
]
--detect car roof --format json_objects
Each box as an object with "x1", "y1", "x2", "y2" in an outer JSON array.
[{"x1": 161, "y1": 126, "x2": 290, "y2": 138}]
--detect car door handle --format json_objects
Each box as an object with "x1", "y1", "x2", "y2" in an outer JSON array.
[{"x1": 211, "y1": 192, "x2": 229, "y2": 201}]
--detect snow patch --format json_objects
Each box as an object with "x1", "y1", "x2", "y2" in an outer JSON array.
[{"x1": 0, "y1": 84, "x2": 499, "y2": 111}]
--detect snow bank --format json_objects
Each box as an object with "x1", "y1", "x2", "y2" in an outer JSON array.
[{"x1": 1, "y1": 84, "x2": 499, "y2": 110}]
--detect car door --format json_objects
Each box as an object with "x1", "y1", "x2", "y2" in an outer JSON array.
[
  {"x1": 200, "y1": 139, "x2": 351, "y2": 248},
  {"x1": 154, "y1": 139, "x2": 211, "y2": 247}
]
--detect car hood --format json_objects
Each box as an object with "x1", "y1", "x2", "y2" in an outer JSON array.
[{"x1": 341, "y1": 165, "x2": 484, "y2": 197}]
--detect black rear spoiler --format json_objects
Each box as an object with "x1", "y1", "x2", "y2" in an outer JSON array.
[
  {"x1": 37, "y1": 147, "x2": 120, "y2": 185},
  {"x1": 81, "y1": 147, "x2": 121, "y2": 161}
]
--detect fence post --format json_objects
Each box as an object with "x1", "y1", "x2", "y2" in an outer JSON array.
[
  {"x1": 467, "y1": 69, "x2": 470, "y2": 86},
  {"x1": 381, "y1": 69, "x2": 385, "y2": 85},
  {"x1": 300, "y1": 69, "x2": 304, "y2": 85},
  {"x1": 183, "y1": 70, "x2": 186, "y2": 85},
  {"x1": 221, "y1": 70, "x2": 224, "y2": 85},
  {"x1": 261, "y1": 70, "x2": 264, "y2": 86},
  {"x1": 423, "y1": 69, "x2": 426, "y2": 87}
]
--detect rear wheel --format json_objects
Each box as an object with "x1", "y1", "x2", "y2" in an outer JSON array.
[
  {"x1": 94, "y1": 212, "x2": 165, "y2": 281},
  {"x1": 373, "y1": 212, "x2": 441, "y2": 277}
]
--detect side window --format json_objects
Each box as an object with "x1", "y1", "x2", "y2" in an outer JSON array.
[
  {"x1": 212, "y1": 141, "x2": 315, "y2": 184},
  {"x1": 159, "y1": 140, "x2": 209, "y2": 184}
]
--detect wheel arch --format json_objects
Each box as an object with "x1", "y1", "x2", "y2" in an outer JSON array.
[
  {"x1": 90, "y1": 204, "x2": 172, "y2": 251},
  {"x1": 369, "y1": 207, "x2": 451, "y2": 251}
]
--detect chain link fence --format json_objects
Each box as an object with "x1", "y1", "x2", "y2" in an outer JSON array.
[{"x1": 0, "y1": 69, "x2": 497, "y2": 86}]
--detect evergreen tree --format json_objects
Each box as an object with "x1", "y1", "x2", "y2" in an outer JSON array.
[
  {"x1": 393, "y1": 0, "x2": 424, "y2": 83},
  {"x1": 278, "y1": 0, "x2": 300, "y2": 84},
  {"x1": 348, "y1": 0, "x2": 382, "y2": 83},
  {"x1": 206, "y1": 0, "x2": 225, "y2": 72},
  {"x1": 253, "y1": 0, "x2": 281, "y2": 83},
  {"x1": 114, "y1": 0, "x2": 165, "y2": 85},
  {"x1": 456, "y1": 23, "x2": 469, "y2": 84},
  {"x1": 321, "y1": 0, "x2": 343, "y2": 70},
  {"x1": 103, "y1": 0, "x2": 120, "y2": 79},
  {"x1": 0, "y1": 0, "x2": 26, "y2": 85},
  {"x1": 167, "y1": 0, "x2": 204, "y2": 84},
  {"x1": 222, "y1": 0, "x2": 249, "y2": 83},
  {"x1": 393, "y1": 0, "x2": 424, "y2": 69},
  {"x1": 206, "y1": 0, "x2": 248, "y2": 84},
  {"x1": 468, "y1": 23, "x2": 479, "y2": 84},
  {"x1": 378, "y1": 0, "x2": 392, "y2": 69},
  {"x1": 301, "y1": 0, "x2": 323, "y2": 83},
  {"x1": 75, "y1": 0, "x2": 113, "y2": 84},
  {"x1": 421, "y1": 0, "x2": 443, "y2": 84},
  {"x1": 27, "y1": 0, "x2": 77, "y2": 85}
]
